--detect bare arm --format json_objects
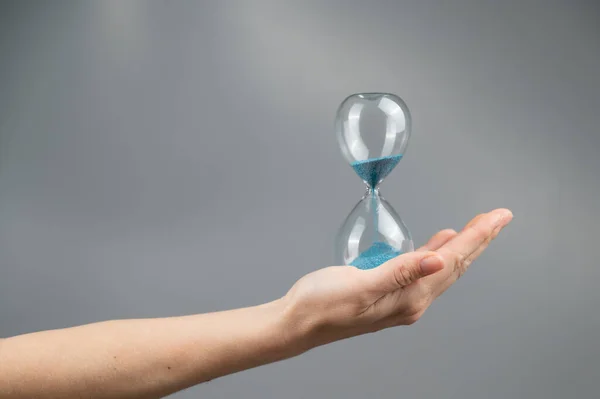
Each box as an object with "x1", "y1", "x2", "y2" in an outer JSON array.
[
  {"x1": 0, "y1": 301, "x2": 296, "y2": 398},
  {"x1": 0, "y1": 209, "x2": 512, "y2": 399}
]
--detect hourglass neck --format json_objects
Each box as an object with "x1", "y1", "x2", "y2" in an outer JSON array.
[{"x1": 365, "y1": 186, "x2": 381, "y2": 196}]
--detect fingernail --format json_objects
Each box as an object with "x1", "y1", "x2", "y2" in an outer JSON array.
[
  {"x1": 420, "y1": 255, "x2": 443, "y2": 275},
  {"x1": 494, "y1": 209, "x2": 513, "y2": 227}
]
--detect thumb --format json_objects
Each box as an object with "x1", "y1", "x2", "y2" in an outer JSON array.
[{"x1": 366, "y1": 251, "x2": 445, "y2": 292}]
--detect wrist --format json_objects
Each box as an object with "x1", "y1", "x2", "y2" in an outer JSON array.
[{"x1": 273, "y1": 296, "x2": 324, "y2": 356}]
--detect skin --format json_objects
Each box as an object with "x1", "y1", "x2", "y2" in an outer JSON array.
[{"x1": 0, "y1": 208, "x2": 513, "y2": 399}]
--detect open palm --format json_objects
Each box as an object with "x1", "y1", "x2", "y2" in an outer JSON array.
[{"x1": 283, "y1": 209, "x2": 513, "y2": 348}]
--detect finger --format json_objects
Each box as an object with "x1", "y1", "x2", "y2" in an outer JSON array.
[
  {"x1": 464, "y1": 213, "x2": 487, "y2": 229},
  {"x1": 425, "y1": 209, "x2": 513, "y2": 295},
  {"x1": 427, "y1": 211, "x2": 510, "y2": 286},
  {"x1": 432, "y1": 224, "x2": 508, "y2": 298},
  {"x1": 439, "y1": 208, "x2": 512, "y2": 277},
  {"x1": 462, "y1": 210, "x2": 512, "y2": 269},
  {"x1": 366, "y1": 250, "x2": 445, "y2": 293},
  {"x1": 417, "y1": 229, "x2": 457, "y2": 252},
  {"x1": 365, "y1": 228, "x2": 456, "y2": 295},
  {"x1": 438, "y1": 209, "x2": 512, "y2": 275}
]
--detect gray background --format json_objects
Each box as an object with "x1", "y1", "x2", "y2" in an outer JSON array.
[{"x1": 1, "y1": 1, "x2": 599, "y2": 398}]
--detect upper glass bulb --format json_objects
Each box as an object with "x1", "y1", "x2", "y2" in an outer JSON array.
[{"x1": 335, "y1": 93, "x2": 411, "y2": 187}]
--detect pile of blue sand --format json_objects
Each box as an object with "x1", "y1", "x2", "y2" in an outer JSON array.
[
  {"x1": 351, "y1": 155, "x2": 402, "y2": 188},
  {"x1": 350, "y1": 241, "x2": 402, "y2": 270}
]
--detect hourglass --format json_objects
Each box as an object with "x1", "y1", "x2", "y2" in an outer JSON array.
[{"x1": 335, "y1": 93, "x2": 414, "y2": 269}]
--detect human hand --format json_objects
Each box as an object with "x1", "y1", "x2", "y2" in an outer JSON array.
[{"x1": 281, "y1": 208, "x2": 513, "y2": 351}]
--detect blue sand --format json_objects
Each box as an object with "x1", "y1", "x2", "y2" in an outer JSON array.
[
  {"x1": 351, "y1": 155, "x2": 402, "y2": 188},
  {"x1": 350, "y1": 241, "x2": 402, "y2": 270}
]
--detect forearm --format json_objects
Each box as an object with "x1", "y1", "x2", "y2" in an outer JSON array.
[{"x1": 0, "y1": 299, "x2": 304, "y2": 399}]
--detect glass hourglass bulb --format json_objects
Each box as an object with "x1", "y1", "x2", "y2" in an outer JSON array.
[{"x1": 334, "y1": 93, "x2": 414, "y2": 269}]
